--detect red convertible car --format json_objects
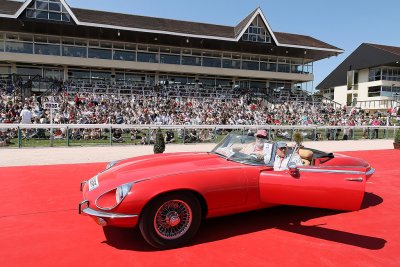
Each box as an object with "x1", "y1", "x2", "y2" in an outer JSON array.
[{"x1": 79, "y1": 134, "x2": 375, "y2": 249}]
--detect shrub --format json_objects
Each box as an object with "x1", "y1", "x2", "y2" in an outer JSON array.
[
  {"x1": 153, "y1": 128, "x2": 165, "y2": 154},
  {"x1": 395, "y1": 129, "x2": 400, "y2": 143},
  {"x1": 292, "y1": 131, "x2": 303, "y2": 147}
]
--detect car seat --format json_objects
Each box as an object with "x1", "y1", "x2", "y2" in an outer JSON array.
[{"x1": 299, "y1": 149, "x2": 314, "y2": 166}]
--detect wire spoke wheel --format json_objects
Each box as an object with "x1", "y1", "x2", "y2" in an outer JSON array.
[
  {"x1": 154, "y1": 200, "x2": 192, "y2": 240},
  {"x1": 140, "y1": 193, "x2": 201, "y2": 248}
]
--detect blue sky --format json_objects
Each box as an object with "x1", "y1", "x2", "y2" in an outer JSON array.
[{"x1": 65, "y1": 0, "x2": 400, "y2": 90}]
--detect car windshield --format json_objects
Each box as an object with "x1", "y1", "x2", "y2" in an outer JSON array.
[{"x1": 211, "y1": 134, "x2": 274, "y2": 166}]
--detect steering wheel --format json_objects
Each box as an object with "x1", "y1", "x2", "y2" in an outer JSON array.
[{"x1": 249, "y1": 153, "x2": 263, "y2": 160}]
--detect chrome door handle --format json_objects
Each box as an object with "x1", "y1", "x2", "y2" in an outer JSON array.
[{"x1": 345, "y1": 177, "x2": 363, "y2": 182}]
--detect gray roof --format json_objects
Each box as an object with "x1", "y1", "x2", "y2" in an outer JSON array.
[
  {"x1": 317, "y1": 43, "x2": 400, "y2": 89},
  {"x1": 70, "y1": 7, "x2": 340, "y2": 50},
  {"x1": 0, "y1": 0, "x2": 342, "y2": 51},
  {"x1": 0, "y1": 0, "x2": 21, "y2": 15},
  {"x1": 71, "y1": 7, "x2": 235, "y2": 39},
  {"x1": 234, "y1": 8, "x2": 259, "y2": 38}
]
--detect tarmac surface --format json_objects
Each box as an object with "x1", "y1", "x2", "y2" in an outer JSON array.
[{"x1": 0, "y1": 139, "x2": 393, "y2": 167}]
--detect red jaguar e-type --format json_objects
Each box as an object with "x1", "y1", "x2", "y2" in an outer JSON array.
[{"x1": 79, "y1": 134, "x2": 374, "y2": 249}]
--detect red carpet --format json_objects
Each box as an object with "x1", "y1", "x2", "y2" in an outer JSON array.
[{"x1": 0, "y1": 150, "x2": 399, "y2": 267}]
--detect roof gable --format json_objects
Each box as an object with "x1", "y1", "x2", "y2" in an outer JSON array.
[
  {"x1": 234, "y1": 7, "x2": 279, "y2": 44},
  {"x1": 234, "y1": 7, "x2": 258, "y2": 37}
]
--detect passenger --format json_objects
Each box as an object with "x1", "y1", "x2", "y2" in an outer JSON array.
[{"x1": 273, "y1": 141, "x2": 303, "y2": 171}]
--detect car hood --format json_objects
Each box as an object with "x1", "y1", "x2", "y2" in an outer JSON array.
[{"x1": 94, "y1": 152, "x2": 239, "y2": 191}]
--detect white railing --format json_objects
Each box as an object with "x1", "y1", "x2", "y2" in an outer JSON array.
[{"x1": 0, "y1": 124, "x2": 398, "y2": 148}]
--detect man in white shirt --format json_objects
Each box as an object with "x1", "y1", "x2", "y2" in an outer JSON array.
[
  {"x1": 20, "y1": 105, "x2": 32, "y2": 124},
  {"x1": 273, "y1": 141, "x2": 303, "y2": 171}
]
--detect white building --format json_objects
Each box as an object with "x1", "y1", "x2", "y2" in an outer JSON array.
[{"x1": 317, "y1": 43, "x2": 400, "y2": 111}]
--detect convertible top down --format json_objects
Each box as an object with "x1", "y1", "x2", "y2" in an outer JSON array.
[{"x1": 79, "y1": 134, "x2": 374, "y2": 249}]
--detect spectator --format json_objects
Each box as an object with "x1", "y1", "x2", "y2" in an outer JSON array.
[
  {"x1": 20, "y1": 105, "x2": 32, "y2": 124},
  {"x1": 112, "y1": 128, "x2": 124, "y2": 143},
  {"x1": 372, "y1": 117, "x2": 381, "y2": 139},
  {"x1": 165, "y1": 129, "x2": 175, "y2": 143}
]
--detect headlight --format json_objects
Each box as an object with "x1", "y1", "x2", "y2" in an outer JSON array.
[
  {"x1": 116, "y1": 183, "x2": 133, "y2": 204},
  {"x1": 95, "y1": 182, "x2": 133, "y2": 210},
  {"x1": 105, "y1": 160, "x2": 120, "y2": 170}
]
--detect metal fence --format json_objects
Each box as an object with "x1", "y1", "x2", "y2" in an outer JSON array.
[{"x1": 0, "y1": 124, "x2": 398, "y2": 148}]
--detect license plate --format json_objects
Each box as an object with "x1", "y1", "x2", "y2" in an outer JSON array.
[{"x1": 88, "y1": 175, "x2": 99, "y2": 191}]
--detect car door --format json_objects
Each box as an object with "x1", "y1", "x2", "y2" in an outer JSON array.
[{"x1": 259, "y1": 165, "x2": 367, "y2": 211}]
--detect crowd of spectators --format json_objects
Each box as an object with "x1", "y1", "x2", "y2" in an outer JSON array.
[{"x1": 0, "y1": 87, "x2": 399, "y2": 145}]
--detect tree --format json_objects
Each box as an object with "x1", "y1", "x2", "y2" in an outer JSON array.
[{"x1": 153, "y1": 128, "x2": 165, "y2": 154}]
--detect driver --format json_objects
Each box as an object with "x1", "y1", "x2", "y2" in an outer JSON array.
[
  {"x1": 241, "y1": 130, "x2": 269, "y2": 161},
  {"x1": 273, "y1": 141, "x2": 303, "y2": 171}
]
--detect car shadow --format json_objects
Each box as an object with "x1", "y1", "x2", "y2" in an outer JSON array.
[{"x1": 102, "y1": 192, "x2": 385, "y2": 251}]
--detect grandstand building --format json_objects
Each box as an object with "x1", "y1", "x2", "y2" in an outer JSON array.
[
  {"x1": 317, "y1": 43, "x2": 400, "y2": 111},
  {"x1": 0, "y1": 0, "x2": 342, "y2": 99}
]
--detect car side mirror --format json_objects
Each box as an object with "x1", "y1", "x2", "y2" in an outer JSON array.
[{"x1": 287, "y1": 162, "x2": 300, "y2": 178}]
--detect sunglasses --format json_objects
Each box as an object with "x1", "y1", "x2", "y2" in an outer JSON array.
[{"x1": 278, "y1": 147, "x2": 287, "y2": 150}]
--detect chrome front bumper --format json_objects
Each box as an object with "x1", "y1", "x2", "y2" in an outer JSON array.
[
  {"x1": 366, "y1": 168, "x2": 375, "y2": 176},
  {"x1": 78, "y1": 200, "x2": 138, "y2": 218}
]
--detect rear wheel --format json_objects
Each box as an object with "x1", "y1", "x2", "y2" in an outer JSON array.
[{"x1": 139, "y1": 193, "x2": 202, "y2": 249}]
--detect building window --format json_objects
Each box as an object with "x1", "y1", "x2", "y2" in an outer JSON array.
[
  {"x1": 34, "y1": 43, "x2": 60, "y2": 56},
  {"x1": 202, "y1": 57, "x2": 221, "y2": 68},
  {"x1": 5, "y1": 41, "x2": 33, "y2": 54},
  {"x1": 26, "y1": 0, "x2": 71, "y2": 22},
  {"x1": 223, "y1": 59, "x2": 241, "y2": 69},
  {"x1": 381, "y1": 86, "x2": 400, "y2": 97},
  {"x1": 0, "y1": 31, "x2": 314, "y2": 77},
  {"x1": 88, "y1": 48, "x2": 112, "y2": 60},
  {"x1": 241, "y1": 16, "x2": 271, "y2": 44},
  {"x1": 160, "y1": 54, "x2": 180, "y2": 65},
  {"x1": 368, "y1": 68, "x2": 382, "y2": 81},
  {"x1": 0, "y1": 32, "x2": 4, "y2": 52},
  {"x1": 62, "y1": 45, "x2": 87, "y2": 58},
  {"x1": 368, "y1": 86, "x2": 381, "y2": 97},
  {"x1": 381, "y1": 67, "x2": 400, "y2": 82},
  {"x1": 354, "y1": 71, "x2": 359, "y2": 84},
  {"x1": 182, "y1": 56, "x2": 201, "y2": 66},
  {"x1": 137, "y1": 52, "x2": 158, "y2": 63},
  {"x1": 113, "y1": 50, "x2": 136, "y2": 61},
  {"x1": 17, "y1": 66, "x2": 42, "y2": 77}
]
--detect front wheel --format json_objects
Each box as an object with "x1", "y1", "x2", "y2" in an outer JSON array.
[{"x1": 139, "y1": 193, "x2": 202, "y2": 249}]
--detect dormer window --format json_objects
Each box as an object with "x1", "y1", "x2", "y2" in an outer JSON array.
[
  {"x1": 26, "y1": 0, "x2": 71, "y2": 22},
  {"x1": 242, "y1": 16, "x2": 271, "y2": 43}
]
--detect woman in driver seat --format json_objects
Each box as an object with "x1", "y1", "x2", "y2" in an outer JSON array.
[{"x1": 240, "y1": 130, "x2": 269, "y2": 161}]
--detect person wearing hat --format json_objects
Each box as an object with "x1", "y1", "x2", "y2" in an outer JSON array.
[
  {"x1": 273, "y1": 141, "x2": 303, "y2": 171},
  {"x1": 241, "y1": 129, "x2": 271, "y2": 161}
]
